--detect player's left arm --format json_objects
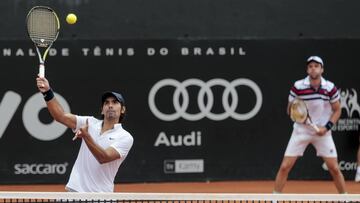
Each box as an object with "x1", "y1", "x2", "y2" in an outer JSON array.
[
  {"x1": 316, "y1": 101, "x2": 341, "y2": 136},
  {"x1": 329, "y1": 100, "x2": 341, "y2": 125},
  {"x1": 317, "y1": 100, "x2": 341, "y2": 136},
  {"x1": 327, "y1": 85, "x2": 341, "y2": 127},
  {"x1": 83, "y1": 136, "x2": 121, "y2": 164},
  {"x1": 75, "y1": 119, "x2": 120, "y2": 164},
  {"x1": 316, "y1": 84, "x2": 341, "y2": 135}
]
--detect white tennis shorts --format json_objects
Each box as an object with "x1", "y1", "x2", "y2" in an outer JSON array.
[{"x1": 284, "y1": 126, "x2": 337, "y2": 158}]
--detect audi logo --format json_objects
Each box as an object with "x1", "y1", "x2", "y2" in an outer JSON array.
[{"x1": 148, "y1": 78, "x2": 263, "y2": 121}]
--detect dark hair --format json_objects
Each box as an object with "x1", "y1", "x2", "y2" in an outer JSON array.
[{"x1": 119, "y1": 107, "x2": 126, "y2": 123}]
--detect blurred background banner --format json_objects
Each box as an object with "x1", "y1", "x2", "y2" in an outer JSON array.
[{"x1": 0, "y1": 39, "x2": 358, "y2": 184}]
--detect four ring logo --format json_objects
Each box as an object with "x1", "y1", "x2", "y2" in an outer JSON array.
[{"x1": 148, "y1": 78, "x2": 263, "y2": 121}]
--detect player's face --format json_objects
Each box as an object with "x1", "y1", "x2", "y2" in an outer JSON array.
[
  {"x1": 306, "y1": 61, "x2": 323, "y2": 80},
  {"x1": 101, "y1": 97, "x2": 124, "y2": 121}
]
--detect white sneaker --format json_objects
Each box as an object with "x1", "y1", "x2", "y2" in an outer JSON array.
[{"x1": 355, "y1": 172, "x2": 360, "y2": 182}]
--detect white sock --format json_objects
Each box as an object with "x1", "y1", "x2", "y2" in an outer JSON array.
[{"x1": 357, "y1": 166, "x2": 360, "y2": 174}]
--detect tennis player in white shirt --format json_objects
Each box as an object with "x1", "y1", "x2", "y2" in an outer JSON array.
[
  {"x1": 273, "y1": 56, "x2": 346, "y2": 194},
  {"x1": 36, "y1": 76, "x2": 134, "y2": 192}
]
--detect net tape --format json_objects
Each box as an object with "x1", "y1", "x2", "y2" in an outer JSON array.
[{"x1": 0, "y1": 192, "x2": 359, "y2": 203}]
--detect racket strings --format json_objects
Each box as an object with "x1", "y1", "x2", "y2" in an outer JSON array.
[
  {"x1": 290, "y1": 100, "x2": 308, "y2": 123},
  {"x1": 27, "y1": 8, "x2": 58, "y2": 46}
]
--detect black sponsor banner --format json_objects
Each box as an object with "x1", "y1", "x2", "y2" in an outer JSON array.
[{"x1": 0, "y1": 39, "x2": 359, "y2": 184}]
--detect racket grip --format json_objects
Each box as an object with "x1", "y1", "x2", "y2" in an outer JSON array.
[
  {"x1": 311, "y1": 124, "x2": 320, "y2": 132},
  {"x1": 39, "y1": 64, "x2": 45, "y2": 77},
  {"x1": 72, "y1": 135, "x2": 78, "y2": 141}
]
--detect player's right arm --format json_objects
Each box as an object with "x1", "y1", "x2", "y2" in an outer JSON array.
[
  {"x1": 36, "y1": 76, "x2": 76, "y2": 129},
  {"x1": 286, "y1": 102, "x2": 292, "y2": 115},
  {"x1": 287, "y1": 83, "x2": 298, "y2": 116}
]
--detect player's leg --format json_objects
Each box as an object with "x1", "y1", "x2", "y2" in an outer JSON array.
[
  {"x1": 323, "y1": 157, "x2": 346, "y2": 193},
  {"x1": 273, "y1": 156, "x2": 298, "y2": 193},
  {"x1": 313, "y1": 132, "x2": 346, "y2": 193},
  {"x1": 273, "y1": 130, "x2": 309, "y2": 193},
  {"x1": 356, "y1": 136, "x2": 360, "y2": 182}
]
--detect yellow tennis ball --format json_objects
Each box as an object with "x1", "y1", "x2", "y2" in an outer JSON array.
[{"x1": 66, "y1": 13, "x2": 77, "y2": 24}]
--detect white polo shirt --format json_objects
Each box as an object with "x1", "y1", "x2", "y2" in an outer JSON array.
[
  {"x1": 66, "y1": 116, "x2": 133, "y2": 192},
  {"x1": 289, "y1": 76, "x2": 340, "y2": 129}
]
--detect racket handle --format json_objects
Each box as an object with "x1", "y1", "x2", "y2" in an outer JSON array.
[
  {"x1": 310, "y1": 123, "x2": 320, "y2": 132},
  {"x1": 72, "y1": 130, "x2": 80, "y2": 141},
  {"x1": 39, "y1": 63, "x2": 45, "y2": 77}
]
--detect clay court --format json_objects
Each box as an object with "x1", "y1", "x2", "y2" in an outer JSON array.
[
  {"x1": 0, "y1": 181, "x2": 359, "y2": 194},
  {"x1": 1, "y1": 3, "x2": 360, "y2": 203}
]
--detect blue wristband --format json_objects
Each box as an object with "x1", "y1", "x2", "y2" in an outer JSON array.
[
  {"x1": 42, "y1": 88, "x2": 54, "y2": 101},
  {"x1": 325, "y1": 121, "x2": 334, "y2": 131}
]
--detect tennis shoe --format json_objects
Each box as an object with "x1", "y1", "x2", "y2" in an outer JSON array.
[{"x1": 355, "y1": 172, "x2": 360, "y2": 182}]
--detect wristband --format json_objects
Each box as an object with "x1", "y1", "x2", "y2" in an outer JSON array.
[
  {"x1": 42, "y1": 88, "x2": 54, "y2": 101},
  {"x1": 325, "y1": 121, "x2": 334, "y2": 131}
]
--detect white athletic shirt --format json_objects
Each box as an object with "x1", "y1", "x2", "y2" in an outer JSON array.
[
  {"x1": 66, "y1": 116, "x2": 133, "y2": 192},
  {"x1": 289, "y1": 76, "x2": 340, "y2": 130}
]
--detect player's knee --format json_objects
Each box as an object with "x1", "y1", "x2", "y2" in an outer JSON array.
[
  {"x1": 326, "y1": 163, "x2": 341, "y2": 175},
  {"x1": 279, "y1": 162, "x2": 292, "y2": 172}
]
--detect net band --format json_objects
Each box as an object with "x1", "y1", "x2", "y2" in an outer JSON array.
[{"x1": 0, "y1": 192, "x2": 359, "y2": 202}]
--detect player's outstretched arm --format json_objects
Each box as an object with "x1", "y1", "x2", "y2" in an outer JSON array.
[{"x1": 36, "y1": 76, "x2": 76, "y2": 129}]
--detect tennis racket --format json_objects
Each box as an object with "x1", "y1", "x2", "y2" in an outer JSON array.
[
  {"x1": 290, "y1": 98, "x2": 320, "y2": 132},
  {"x1": 26, "y1": 6, "x2": 60, "y2": 77}
]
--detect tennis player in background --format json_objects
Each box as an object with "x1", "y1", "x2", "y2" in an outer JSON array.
[
  {"x1": 273, "y1": 56, "x2": 347, "y2": 193},
  {"x1": 36, "y1": 76, "x2": 134, "y2": 192}
]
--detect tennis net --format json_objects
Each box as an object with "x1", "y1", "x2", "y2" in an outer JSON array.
[{"x1": 0, "y1": 192, "x2": 359, "y2": 203}]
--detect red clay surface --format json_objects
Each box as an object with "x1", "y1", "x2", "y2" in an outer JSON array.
[{"x1": 0, "y1": 181, "x2": 359, "y2": 193}]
